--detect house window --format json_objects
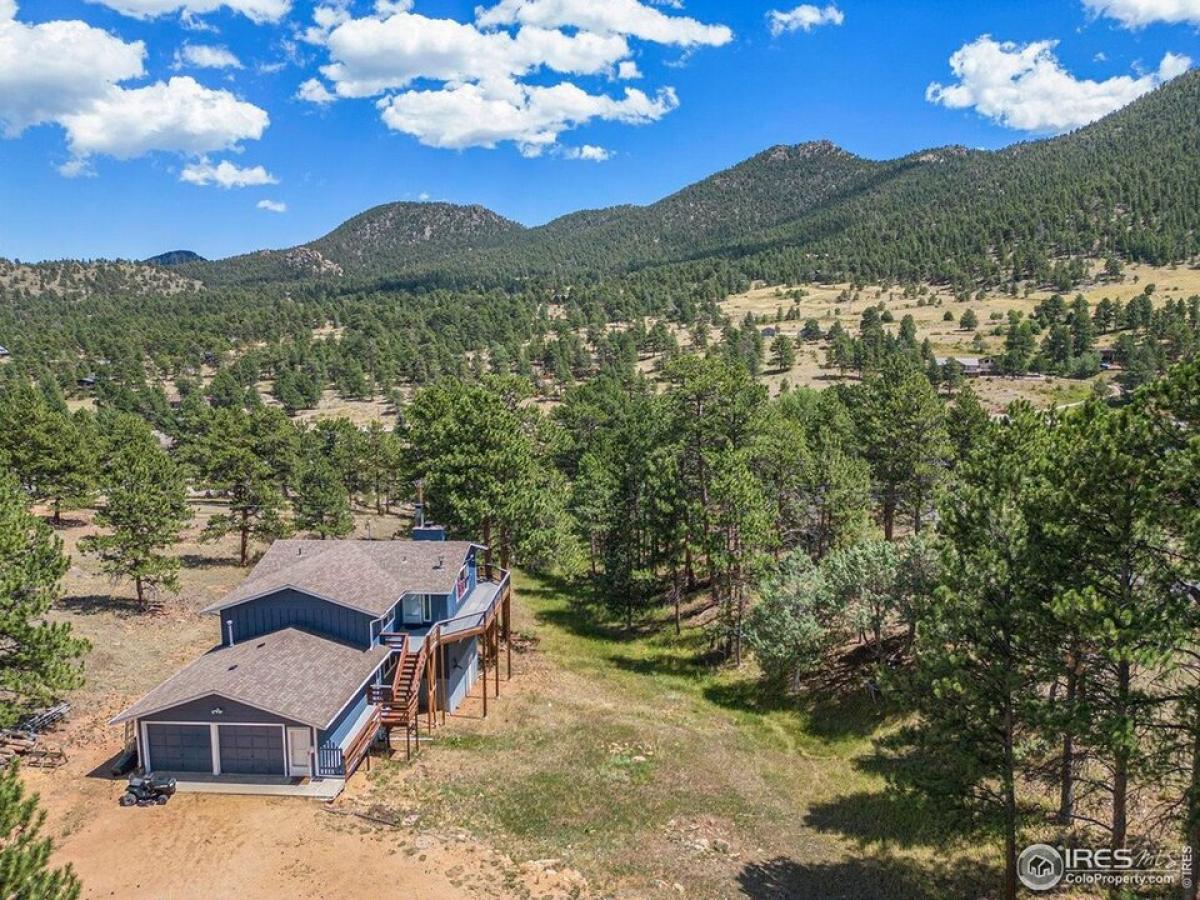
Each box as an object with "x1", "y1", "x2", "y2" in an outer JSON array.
[
  {"x1": 423, "y1": 595, "x2": 433, "y2": 622},
  {"x1": 402, "y1": 596, "x2": 423, "y2": 625}
]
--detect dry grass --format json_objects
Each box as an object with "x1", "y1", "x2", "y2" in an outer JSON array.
[
  {"x1": 353, "y1": 574, "x2": 999, "y2": 898},
  {"x1": 715, "y1": 262, "x2": 1200, "y2": 412}
]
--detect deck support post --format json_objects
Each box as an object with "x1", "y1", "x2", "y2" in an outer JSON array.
[
  {"x1": 481, "y1": 633, "x2": 488, "y2": 718},
  {"x1": 493, "y1": 620, "x2": 500, "y2": 698},
  {"x1": 426, "y1": 652, "x2": 435, "y2": 732},
  {"x1": 503, "y1": 593, "x2": 512, "y2": 681}
]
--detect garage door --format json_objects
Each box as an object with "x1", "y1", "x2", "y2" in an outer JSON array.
[
  {"x1": 145, "y1": 724, "x2": 212, "y2": 773},
  {"x1": 218, "y1": 725, "x2": 284, "y2": 776}
]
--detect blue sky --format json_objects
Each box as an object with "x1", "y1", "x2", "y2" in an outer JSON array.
[{"x1": 1, "y1": 0, "x2": 1197, "y2": 261}]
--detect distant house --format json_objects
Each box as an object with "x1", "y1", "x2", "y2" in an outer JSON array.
[
  {"x1": 761, "y1": 327, "x2": 779, "y2": 338},
  {"x1": 0, "y1": 345, "x2": 9, "y2": 358},
  {"x1": 935, "y1": 356, "x2": 994, "y2": 377},
  {"x1": 77, "y1": 373, "x2": 97, "y2": 388},
  {"x1": 111, "y1": 534, "x2": 512, "y2": 794}
]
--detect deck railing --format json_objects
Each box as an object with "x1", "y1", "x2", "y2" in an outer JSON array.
[
  {"x1": 316, "y1": 746, "x2": 345, "y2": 778},
  {"x1": 439, "y1": 568, "x2": 510, "y2": 641},
  {"x1": 341, "y1": 708, "x2": 380, "y2": 778}
]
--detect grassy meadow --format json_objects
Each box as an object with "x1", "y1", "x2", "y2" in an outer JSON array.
[{"x1": 354, "y1": 572, "x2": 999, "y2": 898}]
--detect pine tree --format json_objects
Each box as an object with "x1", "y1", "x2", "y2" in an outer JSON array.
[
  {"x1": 293, "y1": 456, "x2": 354, "y2": 539},
  {"x1": 770, "y1": 333, "x2": 796, "y2": 372},
  {"x1": 0, "y1": 474, "x2": 88, "y2": 728},
  {"x1": 896, "y1": 404, "x2": 1052, "y2": 900},
  {"x1": 191, "y1": 409, "x2": 290, "y2": 566},
  {"x1": 857, "y1": 363, "x2": 951, "y2": 539},
  {"x1": 1140, "y1": 362, "x2": 1200, "y2": 894},
  {"x1": 80, "y1": 416, "x2": 192, "y2": 609},
  {"x1": 1040, "y1": 401, "x2": 1186, "y2": 850},
  {"x1": 0, "y1": 386, "x2": 95, "y2": 525},
  {"x1": 0, "y1": 763, "x2": 80, "y2": 899},
  {"x1": 404, "y1": 376, "x2": 561, "y2": 569}
]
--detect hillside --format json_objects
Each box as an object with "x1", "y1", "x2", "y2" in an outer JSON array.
[
  {"x1": 184, "y1": 202, "x2": 524, "y2": 285},
  {"x1": 0, "y1": 258, "x2": 200, "y2": 299},
  {"x1": 67, "y1": 69, "x2": 1200, "y2": 294}
]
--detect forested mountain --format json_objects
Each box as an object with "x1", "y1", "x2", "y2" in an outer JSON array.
[
  {"x1": 144, "y1": 250, "x2": 205, "y2": 266},
  {"x1": 183, "y1": 202, "x2": 524, "y2": 285},
  {"x1": 172, "y1": 69, "x2": 1200, "y2": 292}
]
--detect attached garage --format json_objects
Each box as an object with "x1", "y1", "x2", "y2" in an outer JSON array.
[
  {"x1": 111, "y1": 629, "x2": 393, "y2": 786},
  {"x1": 218, "y1": 725, "x2": 285, "y2": 776},
  {"x1": 145, "y1": 723, "x2": 212, "y2": 773}
]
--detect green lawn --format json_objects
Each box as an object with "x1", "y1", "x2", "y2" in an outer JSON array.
[{"x1": 360, "y1": 572, "x2": 1000, "y2": 898}]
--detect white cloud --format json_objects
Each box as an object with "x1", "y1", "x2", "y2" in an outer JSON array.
[
  {"x1": 85, "y1": 0, "x2": 290, "y2": 24},
  {"x1": 377, "y1": 80, "x2": 677, "y2": 151},
  {"x1": 374, "y1": 0, "x2": 413, "y2": 14},
  {"x1": 181, "y1": 157, "x2": 277, "y2": 187},
  {"x1": 563, "y1": 144, "x2": 611, "y2": 161},
  {"x1": 317, "y1": 13, "x2": 630, "y2": 98},
  {"x1": 475, "y1": 0, "x2": 732, "y2": 47},
  {"x1": 176, "y1": 43, "x2": 243, "y2": 69},
  {"x1": 926, "y1": 36, "x2": 1192, "y2": 133},
  {"x1": 57, "y1": 158, "x2": 94, "y2": 178},
  {"x1": 59, "y1": 76, "x2": 269, "y2": 159},
  {"x1": 1084, "y1": 0, "x2": 1200, "y2": 27},
  {"x1": 257, "y1": 199, "x2": 287, "y2": 212},
  {"x1": 767, "y1": 4, "x2": 844, "y2": 36},
  {"x1": 0, "y1": 5, "x2": 269, "y2": 172},
  {"x1": 0, "y1": 0, "x2": 15, "y2": 20},
  {"x1": 0, "y1": 11, "x2": 145, "y2": 136},
  {"x1": 305, "y1": 1, "x2": 724, "y2": 154},
  {"x1": 297, "y1": 77, "x2": 337, "y2": 104}
]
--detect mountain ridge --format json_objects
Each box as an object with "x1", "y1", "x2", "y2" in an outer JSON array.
[{"x1": 155, "y1": 69, "x2": 1200, "y2": 291}]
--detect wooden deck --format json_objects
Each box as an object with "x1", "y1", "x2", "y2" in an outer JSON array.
[{"x1": 348, "y1": 566, "x2": 514, "y2": 767}]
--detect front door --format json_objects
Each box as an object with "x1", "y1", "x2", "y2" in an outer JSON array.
[{"x1": 287, "y1": 727, "x2": 312, "y2": 777}]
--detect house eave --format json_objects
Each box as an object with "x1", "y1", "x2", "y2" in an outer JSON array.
[{"x1": 109, "y1": 689, "x2": 327, "y2": 730}]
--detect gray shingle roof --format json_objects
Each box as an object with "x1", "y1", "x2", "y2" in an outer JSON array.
[
  {"x1": 109, "y1": 628, "x2": 391, "y2": 728},
  {"x1": 202, "y1": 539, "x2": 477, "y2": 617}
]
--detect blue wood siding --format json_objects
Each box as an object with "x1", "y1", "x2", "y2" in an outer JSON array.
[
  {"x1": 223, "y1": 589, "x2": 374, "y2": 648},
  {"x1": 444, "y1": 639, "x2": 479, "y2": 713},
  {"x1": 320, "y1": 686, "x2": 369, "y2": 750},
  {"x1": 315, "y1": 661, "x2": 388, "y2": 777}
]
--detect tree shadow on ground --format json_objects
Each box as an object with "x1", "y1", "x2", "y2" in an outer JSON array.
[
  {"x1": 40, "y1": 515, "x2": 88, "y2": 530},
  {"x1": 803, "y1": 789, "x2": 958, "y2": 850},
  {"x1": 606, "y1": 646, "x2": 727, "y2": 680},
  {"x1": 803, "y1": 731, "x2": 994, "y2": 852},
  {"x1": 700, "y1": 636, "x2": 912, "y2": 740},
  {"x1": 57, "y1": 594, "x2": 150, "y2": 618},
  {"x1": 179, "y1": 552, "x2": 231, "y2": 570},
  {"x1": 521, "y1": 573, "x2": 648, "y2": 644},
  {"x1": 736, "y1": 854, "x2": 998, "y2": 899}
]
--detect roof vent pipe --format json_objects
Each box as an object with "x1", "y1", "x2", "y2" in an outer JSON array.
[{"x1": 225, "y1": 619, "x2": 234, "y2": 647}]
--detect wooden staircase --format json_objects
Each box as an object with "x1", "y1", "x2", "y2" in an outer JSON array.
[{"x1": 370, "y1": 635, "x2": 427, "y2": 759}]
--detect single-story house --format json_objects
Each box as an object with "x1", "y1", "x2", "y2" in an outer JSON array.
[
  {"x1": 111, "y1": 535, "x2": 512, "y2": 792},
  {"x1": 935, "y1": 355, "x2": 994, "y2": 377}
]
